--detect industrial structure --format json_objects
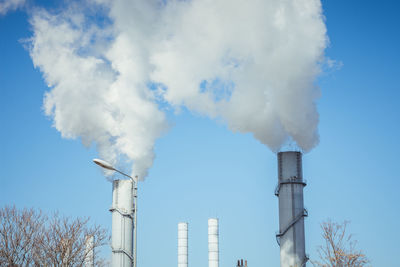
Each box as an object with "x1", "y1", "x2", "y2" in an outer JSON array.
[
  {"x1": 93, "y1": 159, "x2": 138, "y2": 267},
  {"x1": 236, "y1": 259, "x2": 247, "y2": 267},
  {"x1": 275, "y1": 151, "x2": 308, "y2": 267},
  {"x1": 84, "y1": 235, "x2": 94, "y2": 267},
  {"x1": 177, "y1": 219, "x2": 219, "y2": 267},
  {"x1": 208, "y1": 218, "x2": 219, "y2": 267},
  {"x1": 110, "y1": 179, "x2": 135, "y2": 267},
  {"x1": 95, "y1": 151, "x2": 311, "y2": 267},
  {"x1": 178, "y1": 222, "x2": 188, "y2": 267}
]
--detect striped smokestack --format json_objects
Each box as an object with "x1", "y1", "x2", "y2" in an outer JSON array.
[
  {"x1": 178, "y1": 222, "x2": 188, "y2": 267},
  {"x1": 208, "y1": 218, "x2": 219, "y2": 267}
]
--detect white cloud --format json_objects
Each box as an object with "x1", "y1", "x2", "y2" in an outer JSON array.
[
  {"x1": 29, "y1": 0, "x2": 328, "y2": 178},
  {"x1": 0, "y1": 0, "x2": 25, "y2": 15}
]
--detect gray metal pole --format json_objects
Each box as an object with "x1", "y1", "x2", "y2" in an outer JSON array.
[{"x1": 134, "y1": 178, "x2": 138, "y2": 267}]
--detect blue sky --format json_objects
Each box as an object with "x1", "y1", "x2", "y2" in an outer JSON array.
[{"x1": 1, "y1": 0, "x2": 400, "y2": 266}]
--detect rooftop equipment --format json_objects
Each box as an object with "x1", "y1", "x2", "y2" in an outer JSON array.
[{"x1": 236, "y1": 259, "x2": 247, "y2": 267}]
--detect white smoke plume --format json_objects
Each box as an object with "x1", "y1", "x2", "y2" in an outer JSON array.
[
  {"x1": 280, "y1": 239, "x2": 303, "y2": 267},
  {"x1": 0, "y1": 0, "x2": 25, "y2": 15},
  {"x1": 29, "y1": 0, "x2": 327, "y2": 178}
]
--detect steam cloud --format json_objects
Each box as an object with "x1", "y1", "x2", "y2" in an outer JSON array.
[
  {"x1": 280, "y1": 240, "x2": 302, "y2": 266},
  {"x1": 0, "y1": 0, "x2": 25, "y2": 15},
  {"x1": 29, "y1": 0, "x2": 327, "y2": 178}
]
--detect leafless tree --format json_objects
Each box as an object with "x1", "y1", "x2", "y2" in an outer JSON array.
[
  {"x1": 34, "y1": 213, "x2": 108, "y2": 266},
  {"x1": 0, "y1": 206, "x2": 45, "y2": 266},
  {"x1": 311, "y1": 219, "x2": 370, "y2": 267},
  {"x1": 0, "y1": 206, "x2": 109, "y2": 266}
]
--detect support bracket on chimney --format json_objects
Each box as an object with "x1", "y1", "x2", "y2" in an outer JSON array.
[
  {"x1": 301, "y1": 255, "x2": 310, "y2": 267},
  {"x1": 109, "y1": 207, "x2": 134, "y2": 219},
  {"x1": 274, "y1": 177, "x2": 307, "y2": 197},
  {"x1": 111, "y1": 248, "x2": 134, "y2": 261},
  {"x1": 275, "y1": 208, "x2": 308, "y2": 246}
]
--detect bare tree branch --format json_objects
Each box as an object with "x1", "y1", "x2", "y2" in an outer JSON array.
[
  {"x1": 0, "y1": 205, "x2": 45, "y2": 266},
  {"x1": 311, "y1": 219, "x2": 370, "y2": 267},
  {"x1": 0, "y1": 206, "x2": 109, "y2": 266}
]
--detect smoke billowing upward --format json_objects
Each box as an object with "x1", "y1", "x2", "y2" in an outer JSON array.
[{"x1": 29, "y1": 0, "x2": 328, "y2": 178}]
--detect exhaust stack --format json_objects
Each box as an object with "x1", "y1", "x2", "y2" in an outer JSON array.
[
  {"x1": 178, "y1": 222, "x2": 188, "y2": 267},
  {"x1": 208, "y1": 218, "x2": 219, "y2": 267},
  {"x1": 110, "y1": 179, "x2": 134, "y2": 267},
  {"x1": 84, "y1": 235, "x2": 94, "y2": 267},
  {"x1": 275, "y1": 151, "x2": 308, "y2": 267},
  {"x1": 236, "y1": 259, "x2": 247, "y2": 267}
]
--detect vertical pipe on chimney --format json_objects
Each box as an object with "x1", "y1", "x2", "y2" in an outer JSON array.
[
  {"x1": 208, "y1": 218, "x2": 219, "y2": 267},
  {"x1": 110, "y1": 179, "x2": 134, "y2": 267},
  {"x1": 178, "y1": 222, "x2": 188, "y2": 267},
  {"x1": 276, "y1": 151, "x2": 307, "y2": 267}
]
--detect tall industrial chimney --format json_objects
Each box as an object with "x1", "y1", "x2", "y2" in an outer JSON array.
[
  {"x1": 84, "y1": 235, "x2": 94, "y2": 267},
  {"x1": 208, "y1": 218, "x2": 219, "y2": 267},
  {"x1": 178, "y1": 222, "x2": 188, "y2": 267},
  {"x1": 275, "y1": 151, "x2": 308, "y2": 267},
  {"x1": 110, "y1": 179, "x2": 134, "y2": 267}
]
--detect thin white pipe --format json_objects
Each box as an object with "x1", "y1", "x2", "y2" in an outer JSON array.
[
  {"x1": 208, "y1": 218, "x2": 219, "y2": 267},
  {"x1": 134, "y1": 179, "x2": 138, "y2": 267},
  {"x1": 84, "y1": 235, "x2": 94, "y2": 267},
  {"x1": 178, "y1": 222, "x2": 188, "y2": 267}
]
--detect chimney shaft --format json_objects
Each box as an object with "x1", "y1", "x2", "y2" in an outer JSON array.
[
  {"x1": 84, "y1": 235, "x2": 94, "y2": 267},
  {"x1": 178, "y1": 222, "x2": 188, "y2": 267},
  {"x1": 276, "y1": 151, "x2": 307, "y2": 267},
  {"x1": 236, "y1": 259, "x2": 247, "y2": 267},
  {"x1": 208, "y1": 218, "x2": 219, "y2": 267},
  {"x1": 110, "y1": 179, "x2": 134, "y2": 267}
]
